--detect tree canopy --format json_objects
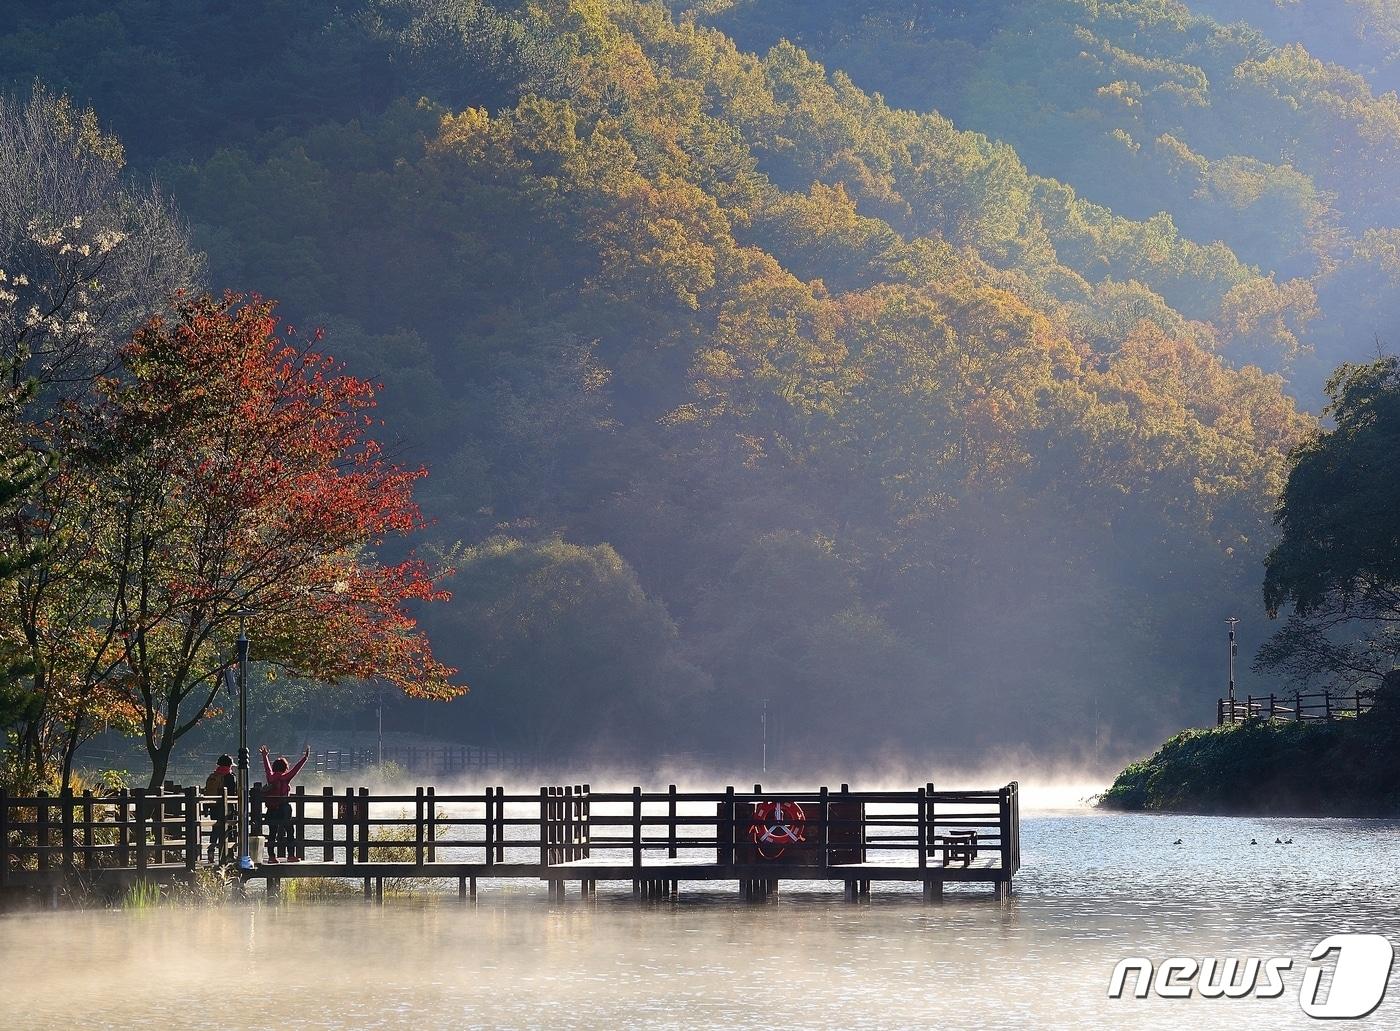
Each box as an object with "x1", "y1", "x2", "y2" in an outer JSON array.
[{"x1": 1260, "y1": 356, "x2": 1400, "y2": 688}]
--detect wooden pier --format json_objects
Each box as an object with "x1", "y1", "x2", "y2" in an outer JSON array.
[{"x1": 0, "y1": 782, "x2": 1020, "y2": 904}]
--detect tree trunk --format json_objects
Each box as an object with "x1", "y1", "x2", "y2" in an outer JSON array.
[
  {"x1": 59, "y1": 715, "x2": 83, "y2": 794},
  {"x1": 146, "y1": 735, "x2": 173, "y2": 793}
]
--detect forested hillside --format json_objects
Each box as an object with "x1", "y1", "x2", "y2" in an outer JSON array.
[
  {"x1": 709, "y1": 0, "x2": 1400, "y2": 396},
  {"x1": 6, "y1": 0, "x2": 1384, "y2": 767}
]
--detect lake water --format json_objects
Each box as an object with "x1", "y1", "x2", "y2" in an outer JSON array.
[{"x1": 3, "y1": 805, "x2": 1399, "y2": 1028}]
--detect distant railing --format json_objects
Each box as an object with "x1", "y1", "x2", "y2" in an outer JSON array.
[
  {"x1": 1217, "y1": 689, "x2": 1374, "y2": 725},
  {"x1": 311, "y1": 744, "x2": 527, "y2": 776}
]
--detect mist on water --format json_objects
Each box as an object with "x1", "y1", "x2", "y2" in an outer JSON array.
[{"x1": 6, "y1": 807, "x2": 1398, "y2": 1030}]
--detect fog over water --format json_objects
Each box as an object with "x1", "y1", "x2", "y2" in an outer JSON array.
[{"x1": 5, "y1": 793, "x2": 1399, "y2": 1029}]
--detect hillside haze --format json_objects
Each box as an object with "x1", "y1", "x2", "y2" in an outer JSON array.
[{"x1": 7, "y1": 0, "x2": 1394, "y2": 767}]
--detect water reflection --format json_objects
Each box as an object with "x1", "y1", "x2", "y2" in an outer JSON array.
[{"x1": 3, "y1": 810, "x2": 1399, "y2": 1029}]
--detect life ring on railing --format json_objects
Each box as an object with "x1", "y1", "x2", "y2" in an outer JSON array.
[{"x1": 748, "y1": 800, "x2": 806, "y2": 860}]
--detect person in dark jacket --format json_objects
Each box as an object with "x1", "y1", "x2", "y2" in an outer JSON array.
[
  {"x1": 203, "y1": 754, "x2": 238, "y2": 862},
  {"x1": 259, "y1": 744, "x2": 309, "y2": 863}
]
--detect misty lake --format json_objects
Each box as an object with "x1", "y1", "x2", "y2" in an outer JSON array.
[{"x1": 4, "y1": 803, "x2": 1399, "y2": 1029}]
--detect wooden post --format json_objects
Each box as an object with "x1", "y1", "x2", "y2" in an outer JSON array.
[
  {"x1": 723, "y1": 786, "x2": 735, "y2": 866},
  {"x1": 632, "y1": 786, "x2": 642, "y2": 872},
  {"x1": 60, "y1": 788, "x2": 75, "y2": 872},
  {"x1": 36, "y1": 790, "x2": 50, "y2": 873},
  {"x1": 0, "y1": 789, "x2": 8, "y2": 887},
  {"x1": 582, "y1": 783, "x2": 591, "y2": 860},
  {"x1": 495, "y1": 787, "x2": 505, "y2": 863},
  {"x1": 82, "y1": 790, "x2": 95, "y2": 870},
  {"x1": 416, "y1": 787, "x2": 426, "y2": 866},
  {"x1": 551, "y1": 784, "x2": 562, "y2": 868},
  {"x1": 998, "y1": 786, "x2": 1012, "y2": 891},
  {"x1": 343, "y1": 788, "x2": 356, "y2": 870},
  {"x1": 427, "y1": 786, "x2": 436, "y2": 863},
  {"x1": 294, "y1": 785, "x2": 306, "y2": 861},
  {"x1": 357, "y1": 787, "x2": 369, "y2": 864},
  {"x1": 819, "y1": 786, "x2": 829, "y2": 871},
  {"x1": 572, "y1": 785, "x2": 583, "y2": 861},
  {"x1": 153, "y1": 785, "x2": 166, "y2": 864},
  {"x1": 1295, "y1": 692, "x2": 1303, "y2": 720},
  {"x1": 562, "y1": 786, "x2": 572, "y2": 864},
  {"x1": 668, "y1": 784, "x2": 677, "y2": 860},
  {"x1": 117, "y1": 788, "x2": 130, "y2": 867},
  {"x1": 322, "y1": 787, "x2": 334, "y2": 862},
  {"x1": 484, "y1": 787, "x2": 495, "y2": 868},
  {"x1": 917, "y1": 786, "x2": 928, "y2": 872},
  {"x1": 250, "y1": 784, "x2": 263, "y2": 864},
  {"x1": 133, "y1": 788, "x2": 147, "y2": 875},
  {"x1": 1325, "y1": 689, "x2": 1332, "y2": 721},
  {"x1": 184, "y1": 787, "x2": 199, "y2": 871},
  {"x1": 539, "y1": 787, "x2": 549, "y2": 868},
  {"x1": 926, "y1": 781, "x2": 936, "y2": 862}
]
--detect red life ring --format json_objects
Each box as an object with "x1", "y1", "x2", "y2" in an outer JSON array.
[{"x1": 748, "y1": 800, "x2": 806, "y2": 860}]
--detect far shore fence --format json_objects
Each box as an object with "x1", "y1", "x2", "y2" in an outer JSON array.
[
  {"x1": 69, "y1": 742, "x2": 530, "y2": 781},
  {"x1": 311, "y1": 745, "x2": 528, "y2": 777},
  {"x1": 1217, "y1": 688, "x2": 1374, "y2": 726}
]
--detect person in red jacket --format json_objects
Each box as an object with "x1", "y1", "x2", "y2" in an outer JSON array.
[{"x1": 260, "y1": 743, "x2": 309, "y2": 863}]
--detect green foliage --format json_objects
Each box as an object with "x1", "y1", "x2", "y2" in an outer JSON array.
[
  {"x1": 1099, "y1": 712, "x2": 1400, "y2": 815},
  {"x1": 1259, "y1": 356, "x2": 1400, "y2": 686}
]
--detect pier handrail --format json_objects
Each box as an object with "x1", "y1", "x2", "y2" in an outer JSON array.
[{"x1": 0, "y1": 782, "x2": 1022, "y2": 892}]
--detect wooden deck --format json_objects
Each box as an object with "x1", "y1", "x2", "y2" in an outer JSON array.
[{"x1": 0, "y1": 782, "x2": 1021, "y2": 904}]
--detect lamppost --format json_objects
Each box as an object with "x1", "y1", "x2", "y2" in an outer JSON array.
[
  {"x1": 761, "y1": 697, "x2": 768, "y2": 774},
  {"x1": 236, "y1": 612, "x2": 253, "y2": 871},
  {"x1": 1226, "y1": 616, "x2": 1239, "y2": 704}
]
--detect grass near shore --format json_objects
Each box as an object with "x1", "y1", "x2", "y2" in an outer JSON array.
[{"x1": 1099, "y1": 710, "x2": 1400, "y2": 816}]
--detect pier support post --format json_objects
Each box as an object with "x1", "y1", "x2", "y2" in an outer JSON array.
[
  {"x1": 994, "y1": 880, "x2": 1011, "y2": 901},
  {"x1": 375, "y1": 876, "x2": 384, "y2": 903},
  {"x1": 923, "y1": 880, "x2": 942, "y2": 903}
]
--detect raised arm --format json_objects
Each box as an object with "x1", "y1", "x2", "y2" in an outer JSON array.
[
  {"x1": 286, "y1": 748, "x2": 309, "y2": 780},
  {"x1": 260, "y1": 746, "x2": 273, "y2": 780}
]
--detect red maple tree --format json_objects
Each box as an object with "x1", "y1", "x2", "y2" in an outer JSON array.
[{"x1": 89, "y1": 292, "x2": 462, "y2": 786}]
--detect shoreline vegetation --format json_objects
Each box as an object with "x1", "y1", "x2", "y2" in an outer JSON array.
[{"x1": 1100, "y1": 689, "x2": 1400, "y2": 816}]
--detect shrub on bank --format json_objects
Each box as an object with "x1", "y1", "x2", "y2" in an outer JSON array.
[{"x1": 1099, "y1": 710, "x2": 1400, "y2": 815}]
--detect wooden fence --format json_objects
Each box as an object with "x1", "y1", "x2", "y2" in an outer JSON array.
[
  {"x1": 1217, "y1": 689, "x2": 1374, "y2": 725},
  {"x1": 0, "y1": 782, "x2": 1021, "y2": 902},
  {"x1": 310, "y1": 744, "x2": 527, "y2": 777}
]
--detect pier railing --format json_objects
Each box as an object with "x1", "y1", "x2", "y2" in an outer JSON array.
[
  {"x1": 1217, "y1": 689, "x2": 1374, "y2": 725},
  {"x1": 0, "y1": 782, "x2": 1020, "y2": 898}
]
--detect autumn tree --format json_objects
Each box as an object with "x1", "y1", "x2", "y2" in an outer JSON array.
[
  {"x1": 84, "y1": 293, "x2": 461, "y2": 788},
  {"x1": 0, "y1": 84, "x2": 201, "y2": 787}
]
